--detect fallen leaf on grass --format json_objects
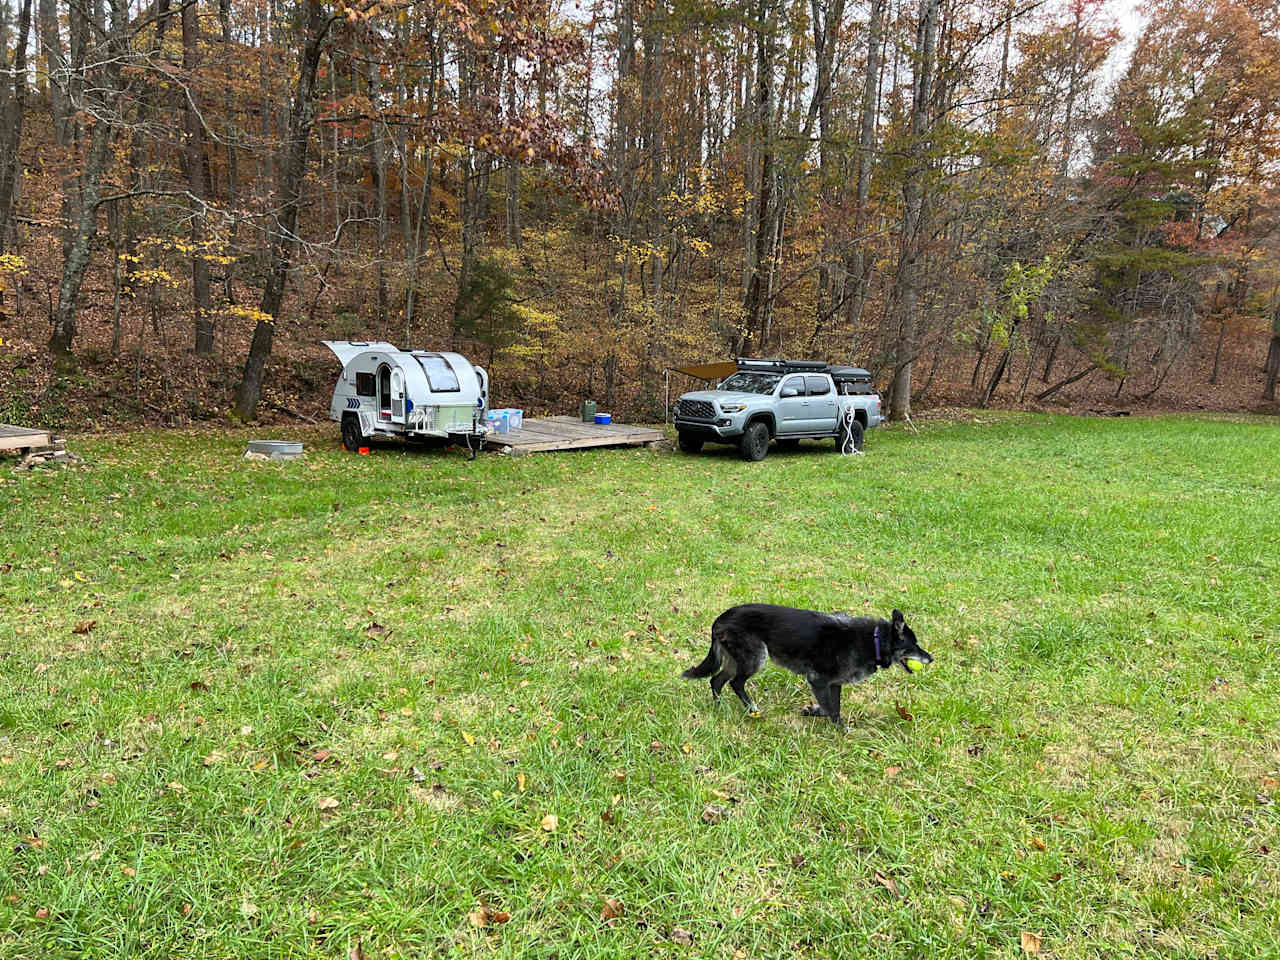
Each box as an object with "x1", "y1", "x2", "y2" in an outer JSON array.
[
  {"x1": 1021, "y1": 931, "x2": 1042, "y2": 954},
  {"x1": 72, "y1": 620, "x2": 96, "y2": 635},
  {"x1": 365, "y1": 623, "x2": 392, "y2": 640},
  {"x1": 189, "y1": 680, "x2": 209, "y2": 693},
  {"x1": 241, "y1": 900, "x2": 259, "y2": 917},
  {"x1": 316, "y1": 796, "x2": 341, "y2": 812},
  {"x1": 701, "y1": 804, "x2": 727, "y2": 825},
  {"x1": 884, "y1": 766, "x2": 901, "y2": 779},
  {"x1": 600, "y1": 898, "x2": 624, "y2": 922},
  {"x1": 1261, "y1": 777, "x2": 1278, "y2": 792},
  {"x1": 468, "y1": 905, "x2": 511, "y2": 927},
  {"x1": 461, "y1": 730, "x2": 476, "y2": 747},
  {"x1": 894, "y1": 701, "x2": 914, "y2": 722},
  {"x1": 202, "y1": 750, "x2": 226, "y2": 767},
  {"x1": 1029, "y1": 836, "x2": 1047, "y2": 851},
  {"x1": 517, "y1": 773, "x2": 526, "y2": 792},
  {"x1": 35, "y1": 908, "x2": 49, "y2": 919},
  {"x1": 121, "y1": 865, "x2": 136, "y2": 877},
  {"x1": 540, "y1": 813, "x2": 558, "y2": 832},
  {"x1": 181, "y1": 903, "x2": 192, "y2": 917},
  {"x1": 874, "y1": 870, "x2": 898, "y2": 896},
  {"x1": 671, "y1": 927, "x2": 694, "y2": 945},
  {"x1": 348, "y1": 941, "x2": 366, "y2": 960}
]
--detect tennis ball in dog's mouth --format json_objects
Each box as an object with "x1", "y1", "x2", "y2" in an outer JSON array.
[{"x1": 905, "y1": 658, "x2": 926, "y2": 673}]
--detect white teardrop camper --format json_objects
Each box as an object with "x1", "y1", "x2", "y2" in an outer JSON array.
[{"x1": 323, "y1": 341, "x2": 490, "y2": 451}]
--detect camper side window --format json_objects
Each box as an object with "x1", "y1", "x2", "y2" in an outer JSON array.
[{"x1": 355, "y1": 372, "x2": 376, "y2": 397}]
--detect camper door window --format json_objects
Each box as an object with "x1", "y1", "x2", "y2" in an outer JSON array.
[
  {"x1": 417, "y1": 356, "x2": 461, "y2": 392},
  {"x1": 355, "y1": 372, "x2": 376, "y2": 397}
]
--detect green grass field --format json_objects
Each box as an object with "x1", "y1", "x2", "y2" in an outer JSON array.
[{"x1": 2, "y1": 413, "x2": 1278, "y2": 959}]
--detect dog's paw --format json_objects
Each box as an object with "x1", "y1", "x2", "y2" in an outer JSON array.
[{"x1": 800, "y1": 703, "x2": 826, "y2": 718}]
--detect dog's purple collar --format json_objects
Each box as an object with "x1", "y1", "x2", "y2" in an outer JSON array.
[{"x1": 874, "y1": 624, "x2": 882, "y2": 665}]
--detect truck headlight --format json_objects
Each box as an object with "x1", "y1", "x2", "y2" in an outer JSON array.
[{"x1": 719, "y1": 403, "x2": 746, "y2": 413}]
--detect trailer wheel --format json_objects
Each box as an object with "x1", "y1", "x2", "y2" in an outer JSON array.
[{"x1": 341, "y1": 414, "x2": 366, "y2": 452}]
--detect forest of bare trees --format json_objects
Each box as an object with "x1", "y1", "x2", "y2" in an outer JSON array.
[{"x1": 0, "y1": 0, "x2": 1277, "y2": 426}]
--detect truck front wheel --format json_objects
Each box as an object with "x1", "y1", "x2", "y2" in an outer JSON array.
[
  {"x1": 739, "y1": 421, "x2": 771, "y2": 461},
  {"x1": 341, "y1": 414, "x2": 366, "y2": 452},
  {"x1": 677, "y1": 431, "x2": 704, "y2": 453}
]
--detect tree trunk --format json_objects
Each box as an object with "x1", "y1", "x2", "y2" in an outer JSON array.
[
  {"x1": 887, "y1": 0, "x2": 939, "y2": 421},
  {"x1": 806, "y1": 0, "x2": 847, "y2": 340},
  {"x1": 218, "y1": 0, "x2": 239, "y2": 308},
  {"x1": 233, "y1": 2, "x2": 331, "y2": 420},
  {"x1": 404, "y1": 35, "x2": 437, "y2": 342},
  {"x1": 1264, "y1": 335, "x2": 1280, "y2": 402},
  {"x1": 48, "y1": 104, "x2": 113, "y2": 362},
  {"x1": 37, "y1": 0, "x2": 72, "y2": 146},
  {"x1": 1209, "y1": 316, "x2": 1228, "y2": 384},
  {"x1": 183, "y1": 0, "x2": 214, "y2": 355},
  {"x1": 0, "y1": 0, "x2": 32, "y2": 250},
  {"x1": 846, "y1": 0, "x2": 885, "y2": 333},
  {"x1": 980, "y1": 318, "x2": 1019, "y2": 408},
  {"x1": 1037, "y1": 362, "x2": 1097, "y2": 402},
  {"x1": 1264, "y1": 303, "x2": 1280, "y2": 402},
  {"x1": 367, "y1": 49, "x2": 389, "y2": 336},
  {"x1": 504, "y1": 51, "x2": 521, "y2": 248},
  {"x1": 741, "y1": 0, "x2": 778, "y2": 353},
  {"x1": 48, "y1": 0, "x2": 127, "y2": 363}
]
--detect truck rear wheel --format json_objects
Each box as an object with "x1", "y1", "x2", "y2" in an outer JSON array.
[
  {"x1": 837, "y1": 419, "x2": 864, "y2": 453},
  {"x1": 677, "y1": 432, "x2": 704, "y2": 453},
  {"x1": 341, "y1": 414, "x2": 366, "y2": 452},
  {"x1": 739, "y1": 421, "x2": 771, "y2": 461}
]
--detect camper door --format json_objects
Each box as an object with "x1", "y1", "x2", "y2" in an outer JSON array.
[{"x1": 377, "y1": 363, "x2": 407, "y2": 425}]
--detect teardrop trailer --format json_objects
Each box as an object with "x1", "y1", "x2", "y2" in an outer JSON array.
[{"x1": 323, "y1": 341, "x2": 491, "y2": 452}]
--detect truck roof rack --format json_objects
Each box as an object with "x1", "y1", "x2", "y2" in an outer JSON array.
[
  {"x1": 734, "y1": 357, "x2": 873, "y2": 381},
  {"x1": 734, "y1": 356, "x2": 829, "y2": 373}
]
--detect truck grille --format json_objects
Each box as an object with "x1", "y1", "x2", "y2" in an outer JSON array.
[{"x1": 678, "y1": 399, "x2": 716, "y2": 420}]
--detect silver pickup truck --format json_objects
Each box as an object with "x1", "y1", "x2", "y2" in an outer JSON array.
[{"x1": 672, "y1": 358, "x2": 883, "y2": 461}]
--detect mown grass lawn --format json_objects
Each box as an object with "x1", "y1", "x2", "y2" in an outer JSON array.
[{"x1": 1, "y1": 413, "x2": 1278, "y2": 959}]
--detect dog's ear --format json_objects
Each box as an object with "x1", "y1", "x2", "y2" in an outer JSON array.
[{"x1": 892, "y1": 609, "x2": 905, "y2": 634}]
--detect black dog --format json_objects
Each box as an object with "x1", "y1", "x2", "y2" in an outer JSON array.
[{"x1": 682, "y1": 604, "x2": 932, "y2": 725}]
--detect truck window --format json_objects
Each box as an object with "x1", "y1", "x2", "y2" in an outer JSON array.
[
  {"x1": 417, "y1": 355, "x2": 460, "y2": 392},
  {"x1": 780, "y1": 376, "x2": 806, "y2": 397},
  {"x1": 355, "y1": 372, "x2": 376, "y2": 397},
  {"x1": 804, "y1": 375, "x2": 831, "y2": 396},
  {"x1": 718, "y1": 372, "x2": 781, "y2": 394}
]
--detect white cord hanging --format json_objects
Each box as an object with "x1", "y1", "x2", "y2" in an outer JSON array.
[{"x1": 838, "y1": 406, "x2": 864, "y2": 456}]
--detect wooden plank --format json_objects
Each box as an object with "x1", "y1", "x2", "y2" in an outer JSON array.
[
  {"x1": 487, "y1": 416, "x2": 663, "y2": 455},
  {"x1": 0, "y1": 424, "x2": 51, "y2": 452},
  {"x1": 543, "y1": 416, "x2": 660, "y2": 437}
]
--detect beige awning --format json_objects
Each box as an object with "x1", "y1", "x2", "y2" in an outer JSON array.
[{"x1": 666, "y1": 361, "x2": 738, "y2": 381}]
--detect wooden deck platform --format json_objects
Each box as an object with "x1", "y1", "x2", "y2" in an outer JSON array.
[
  {"x1": 485, "y1": 415, "x2": 665, "y2": 455},
  {"x1": 0, "y1": 424, "x2": 51, "y2": 453}
]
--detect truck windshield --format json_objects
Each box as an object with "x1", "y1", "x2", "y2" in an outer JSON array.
[
  {"x1": 416, "y1": 355, "x2": 460, "y2": 392},
  {"x1": 718, "y1": 372, "x2": 781, "y2": 394}
]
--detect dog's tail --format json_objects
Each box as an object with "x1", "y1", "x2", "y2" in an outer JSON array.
[{"x1": 682, "y1": 641, "x2": 721, "y2": 679}]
